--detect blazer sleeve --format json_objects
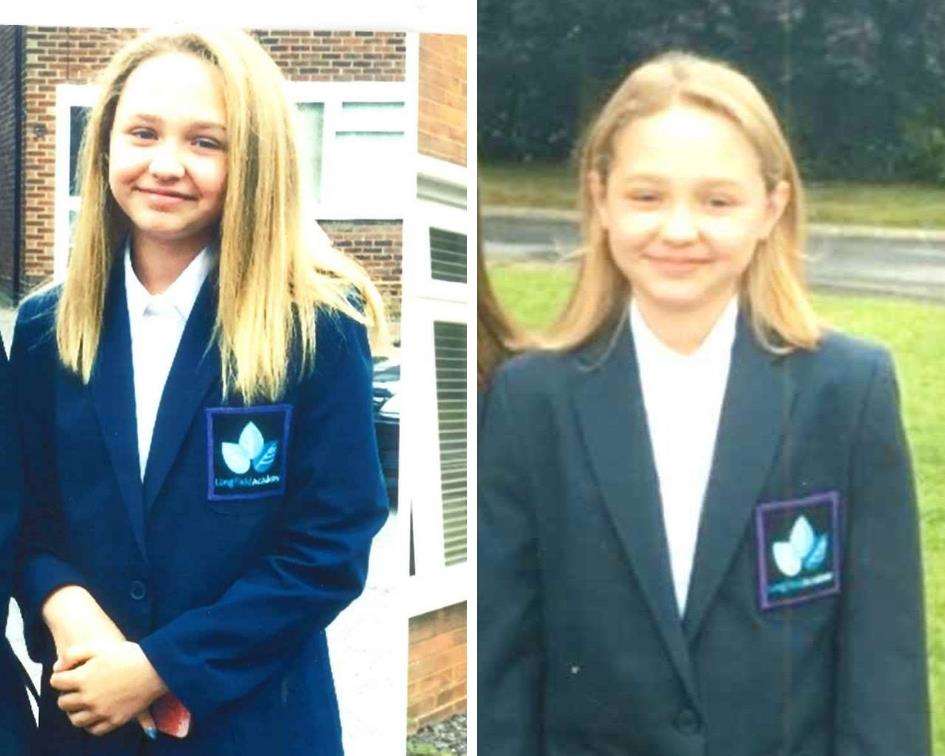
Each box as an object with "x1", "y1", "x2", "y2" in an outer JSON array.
[
  {"x1": 0, "y1": 335, "x2": 24, "y2": 620},
  {"x1": 11, "y1": 296, "x2": 91, "y2": 663},
  {"x1": 478, "y1": 366, "x2": 544, "y2": 756},
  {"x1": 834, "y1": 348, "x2": 931, "y2": 754},
  {"x1": 137, "y1": 311, "x2": 388, "y2": 720}
]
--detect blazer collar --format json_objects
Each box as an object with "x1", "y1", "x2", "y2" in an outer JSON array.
[
  {"x1": 88, "y1": 261, "x2": 147, "y2": 560},
  {"x1": 141, "y1": 271, "x2": 220, "y2": 511},
  {"x1": 682, "y1": 317, "x2": 796, "y2": 639},
  {"x1": 572, "y1": 313, "x2": 698, "y2": 703}
]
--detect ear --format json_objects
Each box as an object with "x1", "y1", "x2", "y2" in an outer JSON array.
[
  {"x1": 587, "y1": 170, "x2": 611, "y2": 231},
  {"x1": 761, "y1": 179, "x2": 791, "y2": 239}
]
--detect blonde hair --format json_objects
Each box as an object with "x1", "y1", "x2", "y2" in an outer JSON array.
[
  {"x1": 56, "y1": 26, "x2": 388, "y2": 401},
  {"x1": 545, "y1": 51, "x2": 821, "y2": 353}
]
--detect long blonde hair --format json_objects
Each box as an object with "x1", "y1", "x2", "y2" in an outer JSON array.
[
  {"x1": 57, "y1": 27, "x2": 388, "y2": 401},
  {"x1": 546, "y1": 51, "x2": 820, "y2": 353}
]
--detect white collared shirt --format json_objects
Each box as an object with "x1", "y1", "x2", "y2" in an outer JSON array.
[
  {"x1": 125, "y1": 244, "x2": 213, "y2": 479},
  {"x1": 630, "y1": 297, "x2": 738, "y2": 615}
]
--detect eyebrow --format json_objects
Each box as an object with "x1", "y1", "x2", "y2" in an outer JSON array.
[
  {"x1": 129, "y1": 113, "x2": 227, "y2": 131},
  {"x1": 620, "y1": 174, "x2": 745, "y2": 188}
]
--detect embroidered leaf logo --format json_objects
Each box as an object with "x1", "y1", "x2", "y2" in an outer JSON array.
[
  {"x1": 221, "y1": 421, "x2": 279, "y2": 475},
  {"x1": 772, "y1": 515, "x2": 829, "y2": 577}
]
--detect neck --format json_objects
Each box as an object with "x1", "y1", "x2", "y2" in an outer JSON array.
[
  {"x1": 635, "y1": 294, "x2": 735, "y2": 355},
  {"x1": 131, "y1": 233, "x2": 208, "y2": 295}
]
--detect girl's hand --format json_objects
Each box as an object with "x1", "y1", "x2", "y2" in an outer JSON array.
[
  {"x1": 50, "y1": 641, "x2": 168, "y2": 737},
  {"x1": 42, "y1": 586, "x2": 162, "y2": 738}
]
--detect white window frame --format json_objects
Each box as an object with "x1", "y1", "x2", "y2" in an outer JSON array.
[
  {"x1": 286, "y1": 81, "x2": 409, "y2": 221},
  {"x1": 54, "y1": 84, "x2": 97, "y2": 279},
  {"x1": 401, "y1": 154, "x2": 470, "y2": 617}
]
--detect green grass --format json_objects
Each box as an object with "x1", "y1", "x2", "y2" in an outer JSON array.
[
  {"x1": 481, "y1": 160, "x2": 945, "y2": 229},
  {"x1": 406, "y1": 741, "x2": 453, "y2": 756},
  {"x1": 488, "y1": 260, "x2": 945, "y2": 749}
]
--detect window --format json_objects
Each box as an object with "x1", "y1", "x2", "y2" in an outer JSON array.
[
  {"x1": 288, "y1": 82, "x2": 408, "y2": 219},
  {"x1": 429, "y1": 228, "x2": 467, "y2": 284},
  {"x1": 433, "y1": 321, "x2": 467, "y2": 565},
  {"x1": 402, "y1": 155, "x2": 470, "y2": 615}
]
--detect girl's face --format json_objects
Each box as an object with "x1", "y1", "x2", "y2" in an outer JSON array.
[
  {"x1": 591, "y1": 104, "x2": 789, "y2": 322},
  {"x1": 109, "y1": 52, "x2": 228, "y2": 253}
]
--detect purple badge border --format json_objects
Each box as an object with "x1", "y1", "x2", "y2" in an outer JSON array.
[
  {"x1": 755, "y1": 490, "x2": 842, "y2": 611},
  {"x1": 205, "y1": 404, "x2": 293, "y2": 502}
]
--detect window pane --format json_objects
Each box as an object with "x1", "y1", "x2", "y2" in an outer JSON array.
[
  {"x1": 429, "y1": 228, "x2": 467, "y2": 284},
  {"x1": 433, "y1": 321, "x2": 467, "y2": 566},
  {"x1": 69, "y1": 106, "x2": 90, "y2": 196},
  {"x1": 340, "y1": 101, "x2": 405, "y2": 132},
  {"x1": 296, "y1": 102, "x2": 325, "y2": 203},
  {"x1": 333, "y1": 131, "x2": 406, "y2": 206}
]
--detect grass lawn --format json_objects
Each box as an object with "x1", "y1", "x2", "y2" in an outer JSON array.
[
  {"x1": 481, "y1": 160, "x2": 945, "y2": 229},
  {"x1": 487, "y1": 260, "x2": 945, "y2": 749}
]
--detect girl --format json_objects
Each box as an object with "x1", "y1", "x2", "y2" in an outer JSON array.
[
  {"x1": 478, "y1": 52, "x2": 930, "y2": 755},
  {"x1": 0, "y1": 339, "x2": 35, "y2": 755},
  {"x1": 13, "y1": 27, "x2": 389, "y2": 755}
]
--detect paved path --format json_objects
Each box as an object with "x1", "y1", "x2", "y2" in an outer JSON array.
[
  {"x1": 484, "y1": 213, "x2": 945, "y2": 302},
  {"x1": 1, "y1": 311, "x2": 406, "y2": 754}
]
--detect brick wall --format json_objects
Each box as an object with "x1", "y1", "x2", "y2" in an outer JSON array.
[
  {"x1": 18, "y1": 26, "x2": 406, "y2": 298},
  {"x1": 408, "y1": 602, "x2": 467, "y2": 732},
  {"x1": 252, "y1": 30, "x2": 405, "y2": 81},
  {"x1": 418, "y1": 34, "x2": 467, "y2": 166},
  {"x1": 320, "y1": 220, "x2": 402, "y2": 331}
]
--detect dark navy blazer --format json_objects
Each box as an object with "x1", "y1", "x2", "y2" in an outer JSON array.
[
  {"x1": 12, "y1": 265, "x2": 388, "y2": 755},
  {"x1": 479, "y1": 314, "x2": 929, "y2": 756},
  {"x1": 0, "y1": 338, "x2": 37, "y2": 755}
]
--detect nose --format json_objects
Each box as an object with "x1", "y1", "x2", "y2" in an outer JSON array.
[
  {"x1": 148, "y1": 144, "x2": 185, "y2": 181},
  {"x1": 661, "y1": 202, "x2": 699, "y2": 245}
]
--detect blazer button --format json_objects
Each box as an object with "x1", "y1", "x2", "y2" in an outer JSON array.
[
  {"x1": 673, "y1": 708, "x2": 701, "y2": 735},
  {"x1": 130, "y1": 580, "x2": 147, "y2": 601}
]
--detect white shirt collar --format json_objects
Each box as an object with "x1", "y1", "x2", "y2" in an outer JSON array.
[
  {"x1": 630, "y1": 296, "x2": 739, "y2": 366},
  {"x1": 124, "y1": 240, "x2": 214, "y2": 321}
]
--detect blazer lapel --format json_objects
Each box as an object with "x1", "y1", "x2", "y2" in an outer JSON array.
[
  {"x1": 682, "y1": 317, "x2": 797, "y2": 641},
  {"x1": 88, "y1": 264, "x2": 147, "y2": 560},
  {"x1": 573, "y1": 319, "x2": 698, "y2": 703},
  {"x1": 141, "y1": 276, "x2": 220, "y2": 511}
]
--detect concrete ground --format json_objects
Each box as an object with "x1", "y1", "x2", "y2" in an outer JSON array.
[{"x1": 1, "y1": 308, "x2": 406, "y2": 754}]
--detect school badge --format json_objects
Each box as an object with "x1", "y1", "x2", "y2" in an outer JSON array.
[
  {"x1": 206, "y1": 404, "x2": 292, "y2": 501},
  {"x1": 755, "y1": 492, "x2": 841, "y2": 610}
]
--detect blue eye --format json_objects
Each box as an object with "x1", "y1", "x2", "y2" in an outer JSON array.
[{"x1": 194, "y1": 137, "x2": 222, "y2": 150}]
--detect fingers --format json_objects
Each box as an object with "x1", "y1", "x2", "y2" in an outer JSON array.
[
  {"x1": 68, "y1": 710, "x2": 106, "y2": 729},
  {"x1": 137, "y1": 710, "x2": 159, "y2": 741},
  {"x1": 54, "y1": 645, "x2": 96, "y2": 672},
  {"x1": 87, "y1": 719, "x2": 120, "y2": 737},
  {"x1": 49, "y1": 667, "x2": 83, "y2": 692},
  {"x1": 56, "y1": 693, "x2": 86, "y2": 713}
]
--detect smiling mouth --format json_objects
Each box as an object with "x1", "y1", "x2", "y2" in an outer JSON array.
[
  {"x1": 136, "y1": 188, "x2": 195, "y2": 201},
  {"x1": 646, "y1": 255, "x2": 708, "y2": 266}
]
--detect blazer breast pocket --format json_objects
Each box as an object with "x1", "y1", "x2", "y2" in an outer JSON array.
[
  {"x1": 205, "y1": 404, "x2": 293, "y2": 515},
  {"x1": 754, "y1": 491, "x2": 842, "y2": 611}
]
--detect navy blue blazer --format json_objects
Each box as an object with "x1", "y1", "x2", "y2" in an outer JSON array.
[
  {"x1": 0, "y1": 337, "x2": 37, "y2": 755},
  {"x1": 478, "y1": 314, "x2": 929, "y2": 756},
  {"x1": 12, "y1": 265, "x2": 388, "y2": 755}
]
